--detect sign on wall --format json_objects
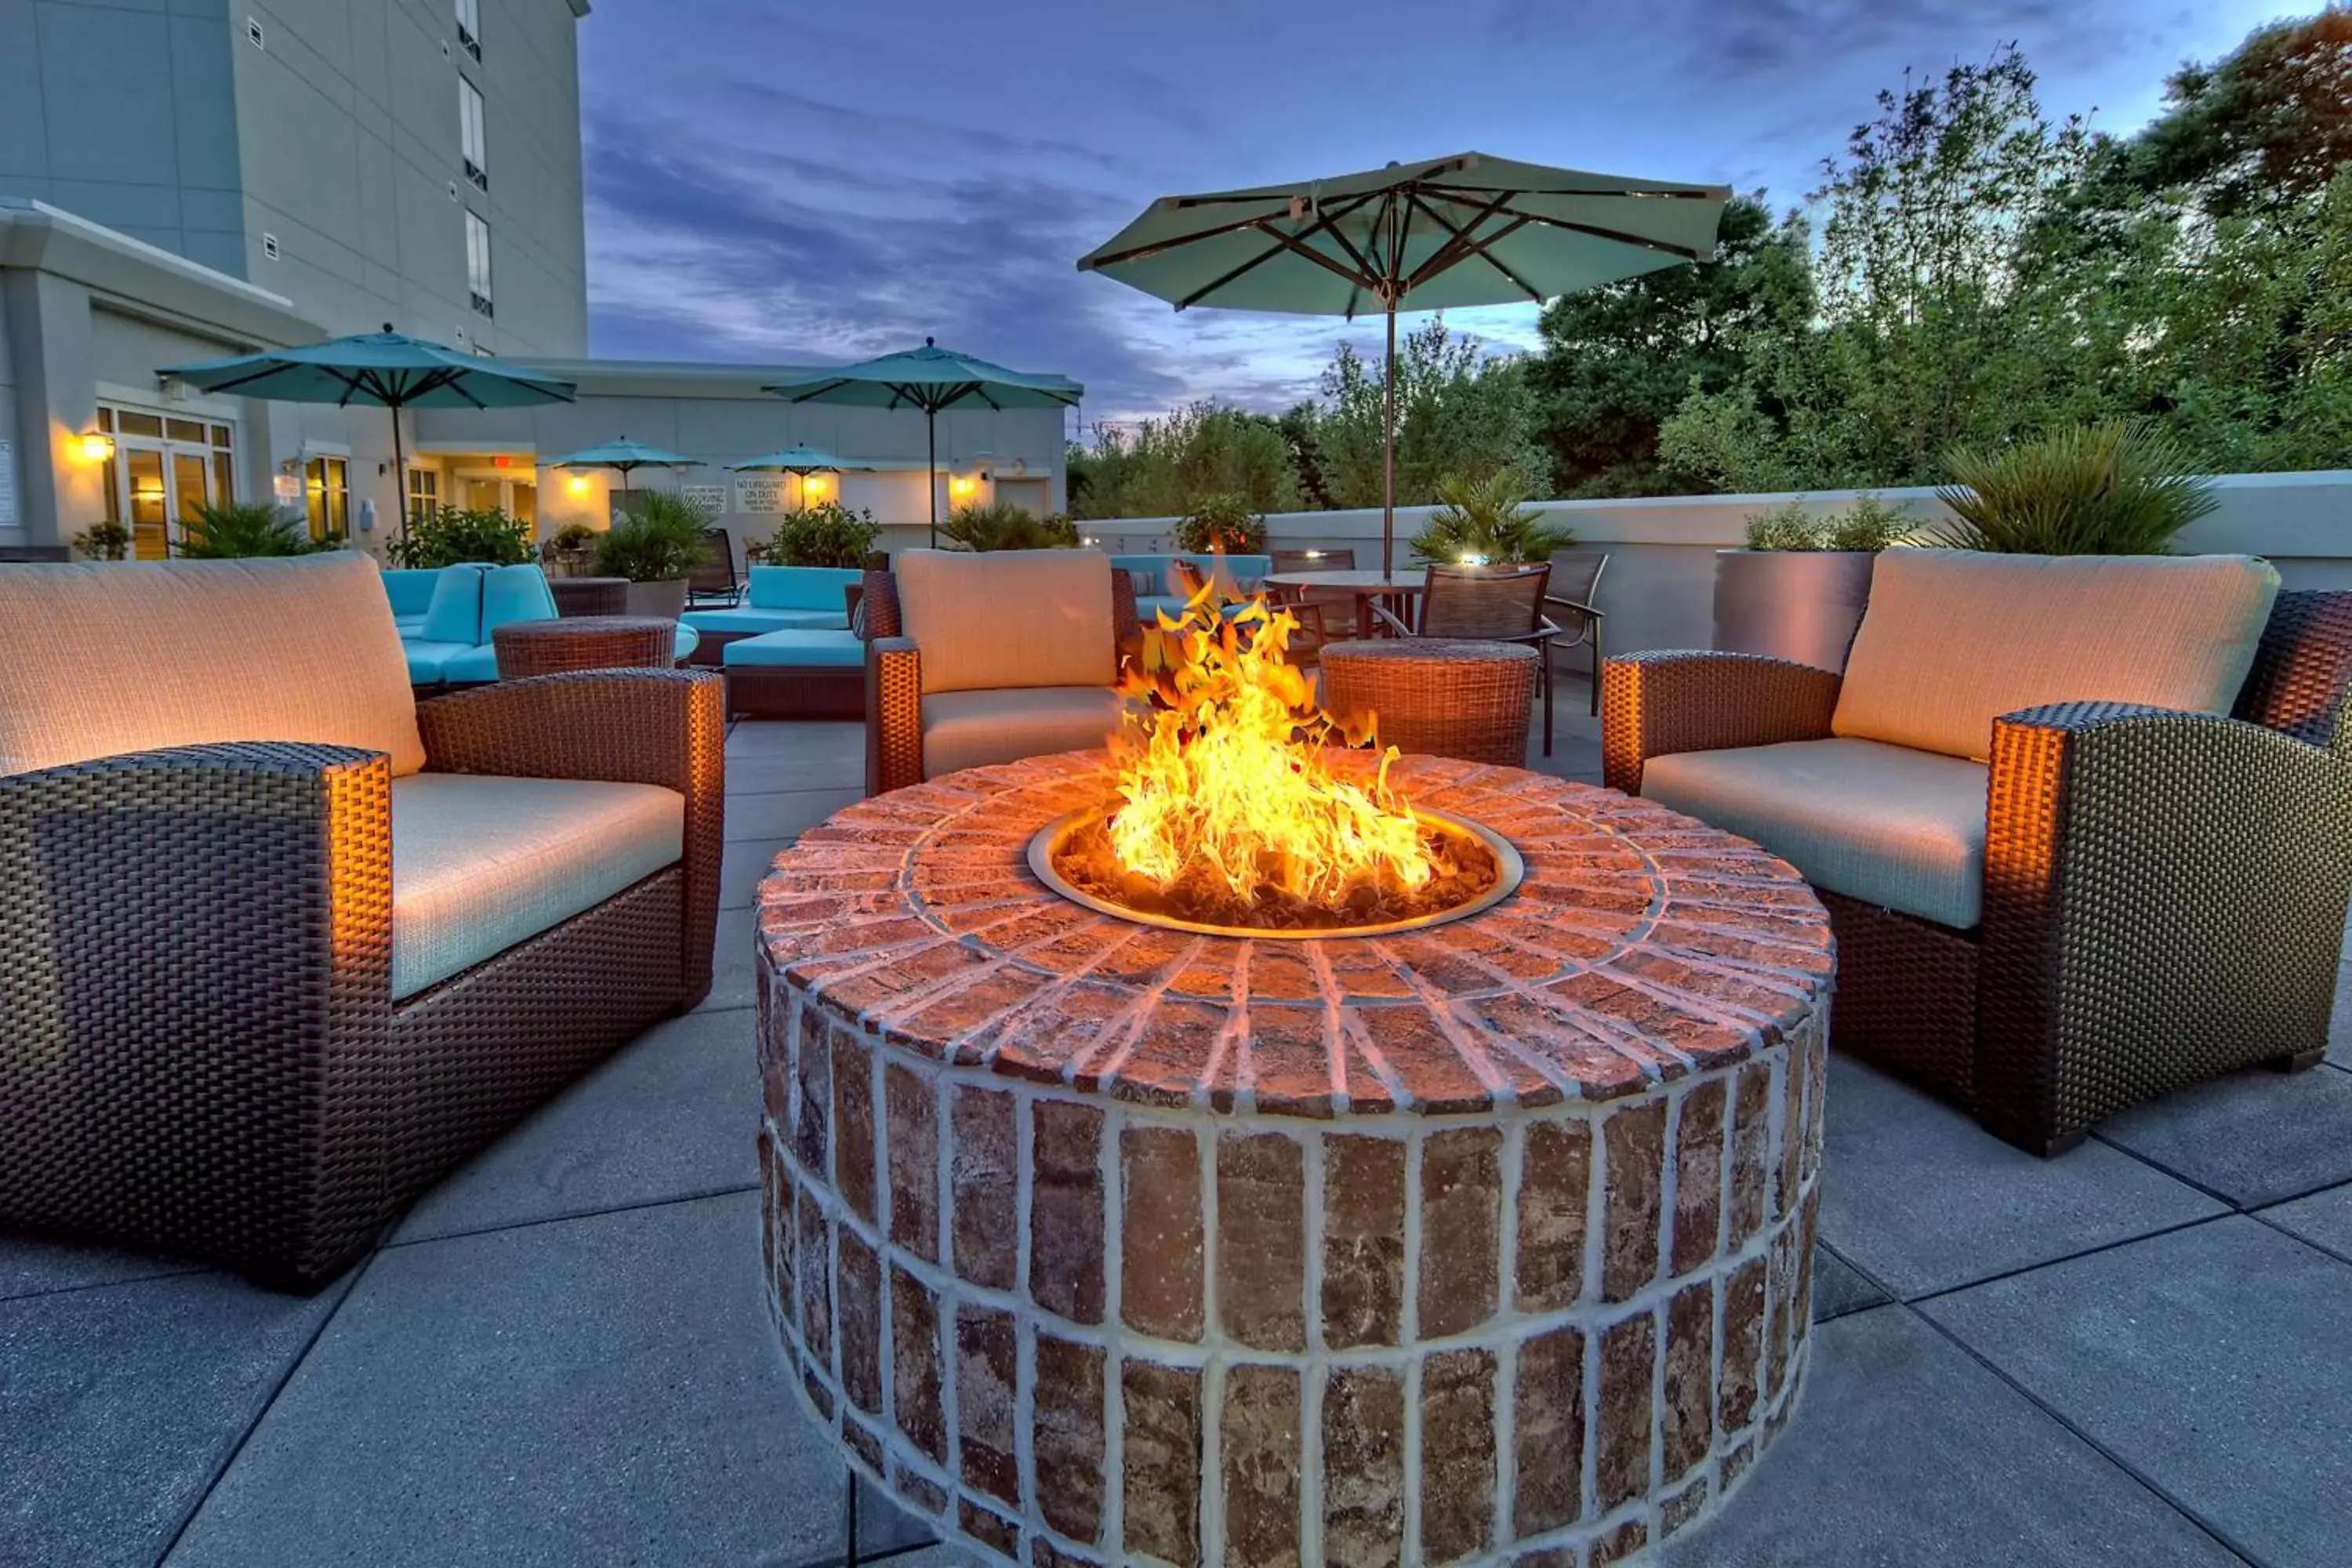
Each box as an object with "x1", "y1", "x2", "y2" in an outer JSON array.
[
  {"x1": 735, "y1": 475, "x2": 788, "y2": 514},
  {"x1": 680, "y1": 482, "x2": 728, "y2": 515}
]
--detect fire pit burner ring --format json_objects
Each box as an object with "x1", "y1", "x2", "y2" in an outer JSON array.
[{"x1": 1025, "y1": 804, "x2": 1526, "y2": 939}]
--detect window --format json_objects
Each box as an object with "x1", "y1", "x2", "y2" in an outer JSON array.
[
  {"x1": 455, "y1": 0, "x2": 480, "y2": 60},
  {"x1": 464, "y1": 211, "x2": 494, "y2": 317},
  {"x1": 305, "y1": 456, "x2": 349, "y2": 541},
  {"x1": 459, "y1": 78, "x2": 487, "y2": 191},
  {"x1": 407, "y1": 466, "x2": 440, "y2": 525}
]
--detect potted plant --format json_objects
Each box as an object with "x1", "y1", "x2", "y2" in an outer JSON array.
[
  {"x1": 1713, "y1": 494, "x2": 1914, "y2": 673},
  {"x1": 1409, "y1": 471, "x2": 1573, "y2": 565},
  {"x1": 592, "y1": 490, "x2": 713, "y2": 619},
  {"x1": 1933, "y1": 419, "x2": 2216, "y2": 555},
  {"x1": 763, "y1": 501, "x2": 883, "y2": 567},
  {"x1": 547, "y1": 521, "x2": 599, "y2": 576},
  {"x1": 1172, "y1": 492, "x2": 1267, "y2": 556},
  {"x1": 383, "y1": 505, "x2": 533, "y2": 568},
  {"x1": 941, "y1": 501, "x2": 1080, "y2": 552},
  {"x1": 176, "y1": 501, "x2": 342, "y2": 558},
  {"x1": 71, "y1": 520, "x2": 131, "y2": 561}
]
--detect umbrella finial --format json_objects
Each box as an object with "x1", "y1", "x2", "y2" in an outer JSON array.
[
  {"x1": 925, "y1": 336, "x2": 935, "y2": 347},
  {"x1": 382, "y1": 322, "x2": 394, "y2": 333}
]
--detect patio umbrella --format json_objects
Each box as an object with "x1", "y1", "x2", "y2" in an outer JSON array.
[
  {"x1": 159, "y1": 325, "x2": 575, "y2": 542},
  {"x1": 764, "y1": 341, "x2": 1082, "y2": 546},
  {"x1": 727, "y1": 445, "x2": 879, "y2": 510},
  {"x1": 545, "y1": 437, "x2": 699, "y2": 493},
  {"x1": 1076, "y1": 152, "x2": 1730, "y2": 571}
]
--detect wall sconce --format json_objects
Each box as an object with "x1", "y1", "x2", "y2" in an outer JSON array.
[
  {"x1": 949, "y1": 474, "x2": 978, "y2": 499},
  {"x1": 566, "y1": 474, "x2": 592, "y2": 497},
  {"x1": 76, "y1": 430, "x2": 115, "y2": 463}
]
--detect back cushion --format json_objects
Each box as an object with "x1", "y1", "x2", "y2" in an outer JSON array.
[
  {"x1": 750, "y1": 565, "x2": 863, "y2": 612},
  {"x1": 1175, "y1": 553, "x2": 1270, "y2": 596},
  {"x1": 1834, "y1": 550, "x2": 2281, "y2": 761},
  {"x1": 419, "y1": 564, "x2": 488, "y2": 644},
  {"x1": 895, "y1": 548, "x2": 1116, "y2": 695},
  {"x1": 1109, "y1": 556, "x2": 1166, "y2": 596},
  {"x1": 0, "y1": 552, "x2": 426, "y2": 777},
  {"x1": 480, "y1": 564, "x2": 558, "y2": 634},
  {"x1": 382, "y1": 569, "x2": 441, "y2": 617}
]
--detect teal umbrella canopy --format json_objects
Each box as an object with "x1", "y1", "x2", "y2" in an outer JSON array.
[
  {"x1": 765, "y1": 339, "x2": 1081, "y2": 543},
  {"x1": 1077, "y1": 153, "x2": 1730, "y2": 568},
  {"x1": 161, "y1": 325, "x2": 575, "y2": 539},
  {"x1": 725, "y1": 446, "x2": 880, "y2": 474}
]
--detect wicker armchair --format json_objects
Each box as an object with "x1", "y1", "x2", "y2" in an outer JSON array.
[
  {"x1": 863, "y1": 550, "x2": 1141, "y2": 797},
  {"x1": 1371, "y1": 561, "x2": 1563, "y2": 753},
  {"x1": 1602, "y1": 578, "x2": 2352, "y2": 1155},
  {"x1": 0, "y1": 557, "x2": 724, "y2": 1287}
]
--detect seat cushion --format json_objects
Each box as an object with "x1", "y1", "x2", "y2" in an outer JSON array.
[
  {"x1": 682, "y1": 605, "x2": 848, "y2": 635},
  {"x1": 1835, "y1": 550, "x2": 2280, "y2": 761},
  {"x1": 403, "y1": 640, "x2": 476, "y2": 686},
  {"x1": 394, "y1": 615, "x2": 429, "y2": 639},
  {"x1": 672, "y1": 623, "x2": 699, "y2": 662},
  {"x1": 478, "y1": 564, "x2": 558, "y2": 636},
  {"x1": 748, "y1": 564, "x2": 863, "y2": 612},
  {"x1": 440, "y1": 644, "x2": 501, "y2": 684},
  {"x1": 0, "y1": 554, "x2": 426, "y2": 777},
  {"x1": 922, "y1": 686, "x2": 1126, "y2": 779},
  {"x1": 724, "y1": 629, "x2": 866, "y2": 669},
  {"x1": 896, "y1": 548, "x2": 1117, "y2": 695},
  {"x1": 419, "y1": 564, "x2": 488, "y2": 644},
  {"x1": 1642, "y1": 737, "x2": 1990, "y2": 928},
  {"x1": 390, "y1": 774, "x2": 684, "y2": 999}
]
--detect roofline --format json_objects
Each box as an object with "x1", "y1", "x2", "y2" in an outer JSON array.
[
  {"x1": 510, "y1": 356, "x2": 1083, "y2": 401},
  {"x1": 0, "y1": 198, "x2": 323, "y2": 352}
]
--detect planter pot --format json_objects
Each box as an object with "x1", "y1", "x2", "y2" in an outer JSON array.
[
  {"x1": 1712, "y1": 550, "x2": 1879, "y2": 673},
  {"x1": 625, "y1": 578, "x2": 690, "y2": 621}
]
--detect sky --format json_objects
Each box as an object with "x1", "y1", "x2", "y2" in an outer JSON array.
[{"x1": 576, "y1": 0, "x2": 2287, "y2": 428}]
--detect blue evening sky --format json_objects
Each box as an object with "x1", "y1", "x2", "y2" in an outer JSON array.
[{"x1": 578, "y1": 1, "x2": 2282, "y2": 426}]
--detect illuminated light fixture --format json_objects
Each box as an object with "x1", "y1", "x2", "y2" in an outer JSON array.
[
  {"x1": 1459, "y1": 552, "x2": 1490, "y2": 567},
  {"x1": 76, "y1": 431, "x2": 115, "y2": 463},
  {"x1": 1304, "y1": 550, "x2": 1325, "y2": 560},
  {"x1": 949, "y1": 474, "x2": 978, "y2": 498},
  {"x1": 566, "y1": 474, "x2": 592, "y2": 497}
]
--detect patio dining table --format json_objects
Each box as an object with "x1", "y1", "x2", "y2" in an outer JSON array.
[{"x1": 1262, "y1": 568, "x2": 1425, "y2": 637}]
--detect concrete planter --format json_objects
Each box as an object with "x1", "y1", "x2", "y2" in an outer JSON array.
[
  {"x1": 1712, "y1": 550, "x2": 1878, "y2": 673},
  {"x1": 624, "y1": 577, "x2": 689, "y2": 621}
]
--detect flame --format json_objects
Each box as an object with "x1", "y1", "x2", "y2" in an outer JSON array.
[{"x1": 1087, "y1": 583, "x2": 1450, "y2": 918}]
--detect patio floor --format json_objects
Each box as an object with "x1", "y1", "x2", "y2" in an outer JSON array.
[{"x1": 9, "y1": 695, "x2": 2352, "y2": 1566}]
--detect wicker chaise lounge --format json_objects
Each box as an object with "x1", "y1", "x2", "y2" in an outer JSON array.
[
  {"x1": 0, "y1": 554, "x2": 723, "y2": 1287},
  {"x1": 1602, "y1": 550, "x2": 2352, "y2": 1154}
]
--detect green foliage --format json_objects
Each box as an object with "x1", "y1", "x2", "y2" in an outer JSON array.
[
  {"x1": 2127, "y1": 7, "x2": 2352, "y2": 216},
  {"x1": 387, "y1": 505, "x2": 532, "y2": 568},
  {"x1": 71, "y1": 520, "x2": 130, "y2": 561},
  {"x1": 592, "y1": 491, "x2": 714, "y2": 581},
  {"x1": 761, "y1": 501, "x2": 882, "y2": 567},
  {"x1": 1934, "y1": 420, "x2": 2218, "y2": 555},
  {"x1": 1740, "y1": 495, "x2": 1916, "y2": 552},
  {"x1": 942, "y1": 502, "x2": 1080, "y2": 552},
  {"x1": 1307, "y1": 319, "x2": 1552, "y2": 508},
  {"x1": 1171, "y1": 494, "x2": 1267, "y2": 554},
  {"x1": 176, "y1": 501, "x2": 336, "y2": 558},
  {"x1": 550, "y1": 521, "x2": 598, "y2": 553},
  {"x1": 1742, "y1": 500, "x2": 1824, "y2": 552},
  {"x1": 1410, "y1": 472, "x2": 1574, "y2": 564},
  {"x1": 1068, "y1": 401, "x2": 1299, "y2": 520}
]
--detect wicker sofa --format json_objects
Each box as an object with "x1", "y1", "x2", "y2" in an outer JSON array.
[
  {"x1": 0, "y1": 554, "x2": 724, "y2": 1287},
  {"x1": 1602, "y1": 549, "x2": 2352, "y2": 1153},
  {"x1": 681, "y1": 564, "x2": 860, "y2": 665},
  {"x1": 863, "y1": 549, "x2": 1140, "y2": 796},
  {"x1": 390, "y1": 562, "x2": 697, "y2": 687}
]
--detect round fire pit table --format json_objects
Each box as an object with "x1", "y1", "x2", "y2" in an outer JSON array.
[
  {"x1": 1321, "y1": 638, "x2": 1539, "y2": 766},
  {"x1": 756, "y1": 752, "x2": 1831, "y2": 1567},
  {"x1": 490, "y1": 615, "x2": 678, "y2": 679},
  {"x1": 548, "y1": 574, "x2": 631, "y2": 618}
]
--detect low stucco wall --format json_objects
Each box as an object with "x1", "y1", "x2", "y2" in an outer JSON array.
[{"x1": 1077, "y1": 472, "x2": 2352, "y2": 656}]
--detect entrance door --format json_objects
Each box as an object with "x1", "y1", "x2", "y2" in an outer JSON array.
[
  {"x1": 125, "y1": 449, "x2": 169, "y2": 560},
  {"x1": 103, "y1": 408, "x2": 237, "y2": 557}
]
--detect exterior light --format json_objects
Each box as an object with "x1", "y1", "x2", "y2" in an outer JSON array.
[
  {"x1": 1304, "y1": 550, "x2": 1324, "y2": 560},
  {"x1": 950, "y1": 474, "x2": 978, "y2": 498},
  {"x1": 76, "y1": 431, "x2": 115, "y2": 463},
  {"x1": 566, "y1": 474, "x2": 592, "y2": 497},
  {"x1": 1460, "y1": 552, "x2": 1489, "y2": 567}
]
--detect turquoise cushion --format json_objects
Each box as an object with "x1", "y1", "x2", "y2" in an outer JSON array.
[
  {"x1": 394, "y1": 615, "x2": 429, "y2": 639},
  {"x1": 1137, "y1": 593, "x2": 1186, "y2": 624},
  {"x1": 723, "y1": 629, "x2": 866, "y2": 669},
  {"x1": 404, "y1": 639, "x2": 476, "y2": 685},
  {"x1": 419, "y1": 566, "x2": 488, "y2": 644},
  {"x1": 383, "y1": 569, "x2": 441, "y2": 617},
  {"x1": 672, "y1": 623, "x2": 699, "y2": 662},
  {"x1": 1109, "y1": 555, "x2": 1167, "y2": 596},
  {"x1": 1174, "y1": 553, "x2": 1272, "y2": 593},
  {"x1": 683, "y1": 605, "x2": 848, "y2": 634},
  {"x1": 479, "y1": 564, "x2": 557, "y2": 635},
  {"x1": 748, "y1": 565, "x2": 862, "y2": 613},
  {"x1": 441, "y1": 644, "x2": 501, "y2": 684}
]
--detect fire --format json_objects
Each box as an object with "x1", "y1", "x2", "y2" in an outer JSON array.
[{"x1": 1047, "y1": 585, "x2": 1496, "y2": 931}]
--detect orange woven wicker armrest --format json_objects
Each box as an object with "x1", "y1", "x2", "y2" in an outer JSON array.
[
  {"x1": 417, "y1": 668, "x2": 722, "y2": 794},
  {"x1": 1600, "y1": 650, "x2": 1841, "y2": 794},
  {"x1": 866, "y1": 636, "x2": 924, "y2": 797}
]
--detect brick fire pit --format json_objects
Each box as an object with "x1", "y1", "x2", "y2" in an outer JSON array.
[{"x1": 756, "y1": 752, "x2": 1831, "y2": 1566}]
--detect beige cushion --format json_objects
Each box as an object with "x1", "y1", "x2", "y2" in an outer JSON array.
[
  {"x1": 390, "y1": 774, "x2": 684, "y2": 999},
  {"x1": 895, "y1": 548, "x2": 1116, "y2": 695},
  {"x1": 922, "y1": 686, "x2": 1127, "y2": 779},
  {"x1": 1834, "y1": 550, "x2": 2278, "y2": 761},
  {"x1": 0, "y1": 553, "x2": 426, "y2": 778},
  {"x1": 1643, "y1": 738, "x2": 1989, "y2": 928}
]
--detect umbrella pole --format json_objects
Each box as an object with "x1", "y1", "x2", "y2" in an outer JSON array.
[
  {"x1": 392, "y1": 406, "x2": 408, "y2": 547},
  {"x1": 1381, "y1": 299, "x2": 1397, "y2": 576},
  {"x1": 927, "y1": 409, "x2": 938, "y2": 549}
]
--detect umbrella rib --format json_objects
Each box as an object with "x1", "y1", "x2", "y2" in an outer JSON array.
[
  {"x1": 192, "y1": 362, "x2": 298, "y2": 396},
  {"x1": 1421, "y1": 182, "x2": 1723, "y2": 202},
  {"x1": 1490, "y1": 205, "x2": 1710, "y2": 262},
  {"x1": 1175, "y1": 234, "x2": 1298, "y2": 309},
  {"x1": 1081, "y1": 190, "x2": 1381, "y2": 274},
  {"x1": 1404, "y1": 194, "x2": 1541, "y2": 299}
]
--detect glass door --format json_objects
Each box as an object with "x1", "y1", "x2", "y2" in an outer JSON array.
[
  {"x1": 100, "y1": 406, "x2": 237, "y2": 557},
  {"x1": 125, "y1": 450, "x2": 169, "y2": 560}
]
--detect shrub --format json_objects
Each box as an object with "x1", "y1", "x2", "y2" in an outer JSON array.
[
  {"x1": 1935, "y1": 420, "x2": 2218, "y2": 555},
  {"x1": 387, "y1": 505, "x2": 533, "y2": 567},
  {"x1": 942, "y1": 502, "x2": 1079, "y2": 552},
  {"x1": 1820, "y1": 494, "x2": 1915, "y2": 551},
  {"x1": 1742, "y1": 499, "x2": 1822, "y2": 551},
  {"x1": 177, "y1": 501, "x2": 337, "y2": 558},
  {"x1": 1171, "y1": 492, "x2": 1267, "y2": 554},
  {"x1": 71, "y1": 520, "x2": 130, "y2": 561},
  {"x1": 593, "y1": 491, "x2": 715, "y2": 581},
  {"x1": 549, "y1": 521, "x2": 598, "y2": 554},
  {"x1": 1410, "y1": 471, "x2": 1574, "y2": 565},
  {"x1": 763, "y1": 501, "x2": 882, "y2": 568}
]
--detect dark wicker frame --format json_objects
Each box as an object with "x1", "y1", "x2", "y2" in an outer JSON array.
[
  {"x1": 0, "y1": 668, "x2": 725, "y2": 1287},
  {"x1": 1372, "y1": 562, "x2": 1563, "y2": 755},
  {"x1": 862, "y1": 563, "x2": 1141, "y2": 797},
  {"x1": 1599, "y1": 591, "x2": 2352, "y2": 1153}
]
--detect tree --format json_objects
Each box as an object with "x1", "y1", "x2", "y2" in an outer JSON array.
[
  {"x1": 2130, "y1": 7, "x2": 2352, "y2": 216},
  {"x1": 1066, "y1": 401, "x2": 1299, "y2": 520},
  {"x1": 1306, "y1": 318, "x2": 1552, "y2": 508}
]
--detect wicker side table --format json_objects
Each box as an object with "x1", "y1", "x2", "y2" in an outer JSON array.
[
  {"x1": 1320, "y1": 637, "x2": 1537, "y2": 765},
  {"x1": 491, "y1": 616, "x2": 677, "y2": 679},
  {"x1": 548, "y1": 575, "x2": 631, "y2": 618}
]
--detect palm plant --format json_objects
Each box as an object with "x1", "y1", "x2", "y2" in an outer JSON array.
[
  {"x1": 942, "y1": 502, "x2": 1079, "y2": 552},
  {"x1": 593, "y1": 492, "x2": 714, "y2": 581},
  {"x1": 1410, "y1": 471, "x2": 1574, "y2": 565},
  {"x1": 1935, "y1": 421, "x2": 2217, "y2": 555},
  {"x1": 176, "y1": 501, "x2": 336, "y2": 558}
]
